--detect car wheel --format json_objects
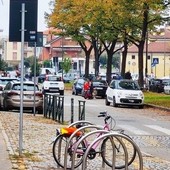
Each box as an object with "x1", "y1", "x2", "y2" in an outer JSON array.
[
  {"x1": 93, "y1": 89, "x2": 97, "y2": 98},
  {"x1": 113, "y1": 96, "x2": 118, "y2": 107},
  {"x1": 60, "y1": 90, "x2": 64, "y2": 95},
  {"x1": 37, "y1": 109, "x2": 43, "y2": 114},
  {"x1": 3, "y1": 100, "x2": 9, "y2": 111},
  {"x1": 105, "y1": 96, "x2": 110, "y2": 106},
  {"x1": 138, "y1": 105, "x2": 144, "y2": 109}
]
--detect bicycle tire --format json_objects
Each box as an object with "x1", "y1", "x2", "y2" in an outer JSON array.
[
  {"x1": 101, "y1": 135, "x2": 136, "y2": 169},
  {"x1": 52, "y1": 134, "x2": 86, "y2": 169}
]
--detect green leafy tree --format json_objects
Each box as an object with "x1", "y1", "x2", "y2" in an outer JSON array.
[
  {"x1": 61, "y1": 57, "x2": 72, "y2": 74},
  {"x1": 43, "y1": 60, "x2": 51, "y2": 68},
  {"x1": 0, "y1": 57, "x2": 8, "y2": 71},
  {"x1": 30, "y1": 58, "x2": 41, "y2": 76}
]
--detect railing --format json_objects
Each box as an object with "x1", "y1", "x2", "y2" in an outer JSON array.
[{"x1": 43, "y1": 94, "x2": 64, "y2": 123}]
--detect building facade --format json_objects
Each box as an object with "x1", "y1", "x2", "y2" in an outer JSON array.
[{"x1": 126, "y1": 28, "x2": 170, "y2": 79}]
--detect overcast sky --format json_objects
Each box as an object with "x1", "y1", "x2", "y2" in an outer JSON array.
[{"x1": 0, "y1": 0, "x2": 51, "y2": 36}]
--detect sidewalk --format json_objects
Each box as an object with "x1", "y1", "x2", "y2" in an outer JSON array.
[
  {"x1": 0, "y1": 111, "x2": 64, "y2": 169},
  {"x1": 0, "y1": 122, "x2": 12, "y2": 170}
]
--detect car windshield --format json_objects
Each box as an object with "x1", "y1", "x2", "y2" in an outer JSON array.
[
  {"x1": 77, "y1": 79, "x2": 85, "y2": 84},
  {"x1": 0, "y1": 79, "x2": 18, "y2": 85},
  {"x1": 93, "y1": 80, "x2": 107, "y2": 86},
  {"x1": 12, "y1": 84, "x2": 39, "y2": 91},
  {"x1": 118, "y1": 81, "x2": 140, "y2": 90},
  {"x1": 48, "y1": 76, "x2": 61, "y2": 81}
]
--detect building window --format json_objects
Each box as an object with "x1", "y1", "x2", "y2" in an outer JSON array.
[
  {"x1": 13, "y1": 42, "x2": 17, "y2": 50},
  {"x1": 147, "y1": 55, "x2": 150, "y2": 60},
  {"x1": 24, "y1": 53, "x2": 27, "y2": 58},
  {"x1": 13, "y1": 52, "x2": 17, "y2": 60},
  {"x1": 132, "y1": 55, "x2": 135, "y2": 59}
]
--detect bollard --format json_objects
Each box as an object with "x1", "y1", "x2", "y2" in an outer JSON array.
[
  {"x1": 71, "y1": 98, "x2": 74, "y2": 123},
  {"x1": 78, "y1": 100, "x2": 86, "y2": 120}
]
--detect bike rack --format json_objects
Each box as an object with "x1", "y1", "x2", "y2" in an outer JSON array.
[
  {"x1": 71, "y1": 129, "x2": 112, "y2": 170},
  {"x1": 64, "y1": 124, "x2": 103, "y2": 170},
  {"x1": 82, "y1": 132, "x2": 143, "y2": 170},
  {"x1": 67, "y1": 120, "x2": 94, "y2": 128}
]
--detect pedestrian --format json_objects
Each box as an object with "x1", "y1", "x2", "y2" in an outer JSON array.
[{"x1": 124, "y1": 71, "x2": 132, "y2": 80}]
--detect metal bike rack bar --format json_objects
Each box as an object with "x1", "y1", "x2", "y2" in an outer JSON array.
[
  {"x1": 82, "y1": 132, "x2": 128, "y2": 170},
  {"x1": 64, "y1": 125, "x2": 103, "y2": 170},
  {"x1": 71, "y1": 129, "x2": 111, "y2": 170},
  {"x1": 67, "y1": 120, "x2": 94, "y2": 128},
  {"x1": 82, "y1": 132, "x2": 143, "y2": 170}
]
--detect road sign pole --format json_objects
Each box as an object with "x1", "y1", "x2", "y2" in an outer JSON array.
[
  {"x1": 33, "y1": 42, "x2": 37, "y2": 116},
  {"x1": 19, "y1": 3, "x2": 25, "y2": 156}
]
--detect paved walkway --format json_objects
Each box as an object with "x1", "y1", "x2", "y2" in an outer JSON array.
[
  {"x1": 0, "y1": 108, "x2": 170, "y2": 169},
  {"x1": 0, "y1": 122, "x2": 12, "y2": 170}
]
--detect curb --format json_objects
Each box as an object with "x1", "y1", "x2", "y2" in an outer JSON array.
[{"x1": 144, "y1": 104, "x2": 170, "y2": 112}]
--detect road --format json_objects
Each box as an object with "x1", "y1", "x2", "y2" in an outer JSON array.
[
  {"x1": 63, "y1": 91, "x2": 170, "y2": 169},
  {"x1": 1, "y1": 90, "x2": 170, "y2": 169}
]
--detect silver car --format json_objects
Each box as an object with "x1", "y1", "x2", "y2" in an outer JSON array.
[{"x1": 1, "y1": 80, "x2": 43, "y2": 113}]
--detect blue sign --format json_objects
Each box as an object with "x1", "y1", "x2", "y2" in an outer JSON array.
[
  {"x1": 153, "y1": 58, "x2": 159, "y2": 64},
  {"x1": 151, "y1": 63, "x2": 156, "y2": 67}
]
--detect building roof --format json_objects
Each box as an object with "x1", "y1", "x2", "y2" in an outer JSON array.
[
  {"x1": 128, "y1": 27, "x2": 170, "y2": 53},
  {"x1": 128, "y1": 41, "x2": 170, "y2": 53}
]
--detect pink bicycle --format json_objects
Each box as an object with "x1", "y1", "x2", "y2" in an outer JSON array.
[{"x1": 52, "y1": 111, "x2": 136, "y2": 169}]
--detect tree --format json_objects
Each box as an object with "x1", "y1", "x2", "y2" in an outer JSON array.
[
  {"x1": 43, "y1": 60, "x2": 51, "y2": 68},
  {"x1": 47, "y1": 0, "x2": 170, "y2": 85},
  {"x1": 30, "y1": 58, "x2": 40, "y2": 77},
  {"x1": 0, "y1": 57, "x2": 8, "y2": 71},
  {"x1": 61, "y1": 57, "x2": 72, "y2": 74}
]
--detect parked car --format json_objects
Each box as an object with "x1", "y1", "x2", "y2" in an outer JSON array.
[
  {"x1": 42, "y1": 74, "x2": 64, "y2": 95},
  {"x1": 0, "y1": 77, "x2": 19, "y2": 92},
  {"x1": 63, "y1": 73, "x2": 78, "y2": 83},
  {"x1": 72, "y1": 78, "x2": 87, "y2": 95},
  {"x1": 164, "y1": 80, "x2": 170, "y2": 94},
  {"x1": 92, "y1": 79, "x2": 108, "y2": 98},
  {"x1": 149, "y1": 79, "x2": 170, "y2": 93},
  {"x1": 105, "y1": 79, "x2": 144, "y2": 108},
  {"x1": 0, "y1": 80, "x2": 43, "y2": 113}
]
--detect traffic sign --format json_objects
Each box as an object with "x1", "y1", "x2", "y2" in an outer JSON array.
[
  {"x1": 151, "y1": 63, "x2": 156, "y2": 67},
  {"x1": 153, "y1": 58, "x2": 159, "y2": 64}
]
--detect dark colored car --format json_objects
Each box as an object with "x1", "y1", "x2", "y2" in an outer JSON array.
[
  {"x1": 149, "y1": 79, "x2": 170, "y2": 93},
  {"x1": 38, "y1": 74, "x2": 46, "y2": 83},
  {"x1": 92, "y1": 79, "x2": 108, "y2": 98},
  {"x1": 72, "y1": 78, "x2": 87, "y2": 95}
]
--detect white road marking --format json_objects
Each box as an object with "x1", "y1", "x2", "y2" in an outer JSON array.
[
  {"x1": 119, "y1": 125, "x2": 151, "y2": 135},
  {"x1": 145, "y1": 125, "x2": 170, "y2": 135}
]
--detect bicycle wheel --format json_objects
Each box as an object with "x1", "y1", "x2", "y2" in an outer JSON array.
[
  {"x1": 52, "y1": 134, "x2": 86, "y2": 169},
  {"x1": 101, "y1": 135, "x2": 136, "y2": 169}
]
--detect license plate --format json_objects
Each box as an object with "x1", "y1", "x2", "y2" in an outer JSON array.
[
  {"x1": 96, "y1": 87, "x2": 103, "y2": 90},
  {"x1": 24, "y1": 95, "x2": 33, "y2": 99},
  {"x1": 50, "y1": 89, "x2": 59, "y2": 91},
  {"x1": 129, "y1": 100, "x2": 134, "y2": 103}
]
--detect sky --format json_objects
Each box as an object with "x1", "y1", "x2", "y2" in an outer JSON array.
[{"x1": 0, "y1": 0, "x2": 51, "y2": 36}]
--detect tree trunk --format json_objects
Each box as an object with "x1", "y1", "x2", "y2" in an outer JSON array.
[
  {"x1": 121, "y1": 39, "x2": 128, "y2": 78},
  {"x1": 138, "y1": 43, "x2": 144, "y2": 87}
]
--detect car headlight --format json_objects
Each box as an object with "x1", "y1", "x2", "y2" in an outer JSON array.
[
  {"x1": 139, "y1": 92, "x2": 144, "y2": 98},
  {"x1": 117, "y1": 91, "x2": 122, "y2": 97}
]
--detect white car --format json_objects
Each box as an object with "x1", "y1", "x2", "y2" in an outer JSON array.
[
  {"x1": 164, "y1": 82, "x2": 170, "y2": 94},
  {"x1": 42, "y1": 75, "x2": 64, "y2": 95},
  {"x1": 105, "y1": 79, "x2": 144, "y2": 108}
]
